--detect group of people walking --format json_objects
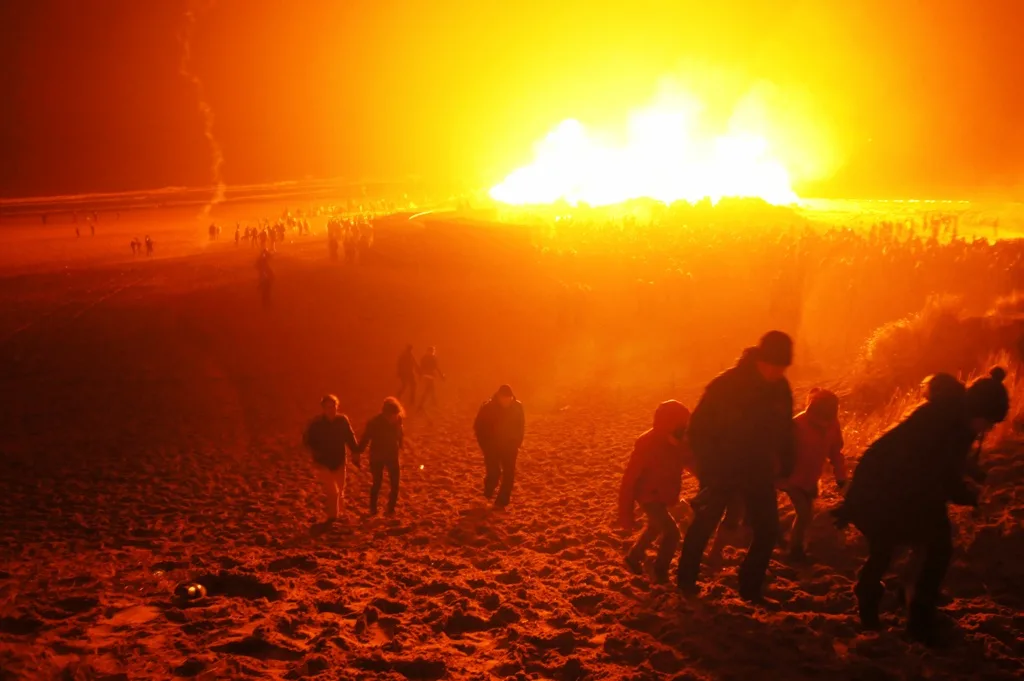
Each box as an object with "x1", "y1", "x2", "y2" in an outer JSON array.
[
  {"x1": 302, "y1": 331, "x2": 1010, "y2": 647},
  {"x1": 617, "y1": 330, "x2": 1009, "y2": 646}
]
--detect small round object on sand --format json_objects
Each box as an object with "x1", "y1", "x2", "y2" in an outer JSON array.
[{"x1": 173, "y1": 581, "x2": 208, "y2": 603}]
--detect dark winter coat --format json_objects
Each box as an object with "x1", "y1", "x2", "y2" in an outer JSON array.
[
  {"x1": 356, "y1": 414, "x2": 404, "y2": 463},
  {"x1": 834, "y1": 396, "x2": 977, "y2": 540},
  {"x1": 474, "y1": 397, "x2": 525, "y2": 454},
  {"x1": 303, "y1": 415, "x2": 358, "y2": 470},
  {"x1": 687, "y1": 348, "x2": 795, "y2": 488}
]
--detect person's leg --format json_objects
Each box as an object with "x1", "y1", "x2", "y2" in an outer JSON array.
[
  {"x1": 677, "y1": 488, "x2": 730, "y2": 589},
  {"x1": 737, "y1": 482, "x2": 780, "y2": 600},
  {"x1": 333, "y1": 467, "x2": 347, "y2": 513},
  {"x1": 495, "y1": 449, "x2": 518, "y2": 508},
  {"x1": 315, "y1": 466, "x2": 340, "y2": 520},
  {"x1": 908, "y1": 514, "x2": 953, "y2": 642},
  {"x1": 627, "y1": 503, "x2": 664, "y2": 573},
  {"x1": 386, "y1": 459, "x2": 401, "y2": 513},
  {"x1": 369, "y1": 461, "x2": 384, "y2": 515},
  {"x1": 483, "y1": 449, "x2": 501, "y2": 500},
  {"x1": 855, "y1": 534, "x2": 894, "y2": 629},
  {"x1": 788, "y1": 489, "x2": 814, "y2": 558},
  {"x1": 652, "y1": 505, "x2": 681, "y2": 580}
]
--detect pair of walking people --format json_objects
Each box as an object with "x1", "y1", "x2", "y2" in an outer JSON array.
[{"x1": 303, "y1": 395, "x2": 404, "y2": 520}]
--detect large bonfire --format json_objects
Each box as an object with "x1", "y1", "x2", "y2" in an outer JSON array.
[{"x1": 490, "y1": 91, "x2": 799, "y2": 207}]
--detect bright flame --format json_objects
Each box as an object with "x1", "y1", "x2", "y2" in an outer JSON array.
[{"x1": 490, "y1": 95, "x2": 800, "y2": 206}]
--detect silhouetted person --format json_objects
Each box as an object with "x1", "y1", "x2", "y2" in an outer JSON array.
[
  {"x1": 833, "y1": 368, "x2": 1009, "y2": 645},
  {"x1": 130, "y1": 239, "x2": 137, "y2": 256},
  {"x1": 90, "y1": 222, "x2": 95, "y2": 237},
  {"x1": 417, "y1": 346, "x2": 445, "y2": 414},
  {"x1": 256, "y1": 249, "x2": 274, "y2": 308},
  {"x1": 779, "y1": 388, "x2": 846, "y2": 562},
  {"x1": 235, "y1": 225, "x2": 241, "y2": 246},
  {"x1": 619, "y1": 400, "x2": 692, "y2": 582},
  {"x1": 677, "y1": 331, "x2": 795, "y2": 602},
  {"x1": 356, "y1": 397, "x2": 405, "y2": 516},
  {"x1": 303, "y1": 395, "x2": 358, "y2": 523},
  {"x1": 396, "y1": 345, "x2": 419, "y2": 405},
  {"x1": 75, "y1": 225, "x2": 80, "y2": 238},
  {"x1": 144, "y1": 235, "x2": 153, "y2": 256},
  {"x1": 474, "y1": 385, "x2": 526, "y2": 510}
]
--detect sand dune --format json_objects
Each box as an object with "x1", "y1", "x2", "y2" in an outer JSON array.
[{"x1": 0, "y1": 216, "x2": 1022, "y2": 680}]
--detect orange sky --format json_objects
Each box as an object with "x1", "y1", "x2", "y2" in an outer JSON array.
[{"x1": 2, "y1": 0, "x2": 1022, "y2": 199}]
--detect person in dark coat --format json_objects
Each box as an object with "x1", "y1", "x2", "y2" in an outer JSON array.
[
  {"x1": 677, "y1": 330, "x2": 796, "y2": 602},
  {"x1": 303, "y1": 395, "x2": 359, "y2": 522},
  {"x1": 833, "y1": 367, "x2": 1009, "y2": 644},
  {"x1": 397, "y1": 345, "x2": 419, "y2": 406},
  {"x1": 619, "y1": 400, "x2": 693, "y2": 582},
  {"x1": 356, "y1": 397, "x2": 405, "y2": 516},
  {"x1": 417, "y1": 346, "x2": 445, "y2": 414},
  {"x1": 474, "y1": 385, "x2": 526, "y2": 509}
]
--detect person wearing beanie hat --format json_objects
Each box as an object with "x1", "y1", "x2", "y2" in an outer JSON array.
[
  {"x1": 618, "y1": 400, "x2": 694, "y2": 583},
  {"x1": 832, "y1": 366, "x2": 1010, "y2": 645},
  {"x1": 474, "y1": 385, "x2": 526, "y2": 510},
  {"x1": 678, "y1": 331, "x2": 796, "y2": 603}
]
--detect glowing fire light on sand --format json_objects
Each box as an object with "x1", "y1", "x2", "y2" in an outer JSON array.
[{"x1": 490, "y1": 98, "x2": 799, "y2": 207}]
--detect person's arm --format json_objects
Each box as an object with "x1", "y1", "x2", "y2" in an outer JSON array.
[
  {"x1": 829, "y1": 426, "x2": 848, "y2": 489},
  {"x1": 514, "y1": 403, "x2": 526, "y2": 450},
  {"x1": 473, "y1": 404, "x2": 488, "y2": 450},
  {"x1": 618, "y1": 442, "x2": 646, "y2": 531},
  {"x1": 777, "y1": 383, "x2": 796, "y2": 479},
  {"x1": 343, "y1": 417, "x2": 360, "y2": 467},
  {"x1": 355, "y1": 420, "x2": 372, "y2": 456}
]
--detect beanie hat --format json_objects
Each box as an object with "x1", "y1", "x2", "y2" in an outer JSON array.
[
  {"x1": 653, "y1": 400, "x2": 691, "y2": 433},
  {"x1": 965, "y1": 367, "x2": 1010, "y2": 424},
  {"x1": 756, "y1": 330, "x2": 793, "y2": 367}
]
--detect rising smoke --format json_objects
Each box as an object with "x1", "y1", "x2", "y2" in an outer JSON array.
[{"x1": 179, "y1": 0, "x2": 225, "y2": 219}]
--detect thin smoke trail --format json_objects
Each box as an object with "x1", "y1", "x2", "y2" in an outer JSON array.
[{"x1": 179, "y1": 0, "x2": 225, "y2": 219}]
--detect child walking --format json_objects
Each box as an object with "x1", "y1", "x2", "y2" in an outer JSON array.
[
  {"x1": 356, "y1": 397, "x2": 405, "y2": 516},
  {"x1": 779, "y1": 388, "x2": 847, "y2": 561},
  {"x1": 303, "y1": 395, "x2": 359, "y2": 523},
  {"x1": 618, "y1": 400, "x2": 693, "y2": 583}
]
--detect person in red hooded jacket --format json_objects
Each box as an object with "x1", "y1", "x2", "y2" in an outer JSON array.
[{"x1": 618, "y1": 400, "x2": 693, "y2": 582}]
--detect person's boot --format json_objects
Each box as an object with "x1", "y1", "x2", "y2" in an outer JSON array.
[{"x1": 854, "y1": 581, "x2": 884, "y2": 630}]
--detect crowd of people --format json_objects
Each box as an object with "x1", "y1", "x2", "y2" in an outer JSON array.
[
  {"x1": 326, "y1": 215, "x2": 375, "y2": 264},
  {"x1": 302, "y1": 328, "x2": 1009, "y2": 649},
  {"x1": 533, "y1": 206, "x2": 1024, "y2": 375}
]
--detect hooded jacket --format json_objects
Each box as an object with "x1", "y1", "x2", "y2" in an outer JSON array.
[
  {"x1": 687, "y1": 348, "x2": 795, "y2": 487},
  {"x1": 784, "y1": 410, "x2": 846, "y2": 495},
  {"x1": 834, "y1": 393, "x2": 977, "y2": 540},
  {"x1": 474, "y1": 391, "x2": 526, "y2": 453},
  {"x1": 618, "y1": 401, "x2": 693, "y2": 527}
]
